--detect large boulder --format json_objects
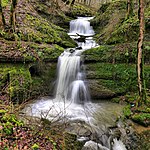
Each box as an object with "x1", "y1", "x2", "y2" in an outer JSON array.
[{"x1": 88, "y1": 79, "x2": 115, "y2": 99}]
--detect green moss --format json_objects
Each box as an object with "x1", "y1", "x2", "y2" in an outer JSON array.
[
  {"x1": 86, "y1": 63, "x2": 150, "y2": 95},
  {"x1": 69, "y1": 4, "x2": 94, "y2": 17},
  {"x1": 21, "y1": 43, "x2": 64, "y2": 62},
  {"x1": 84, "y1": 42, "x2": 150, "y2": 64},
  {"x1": 107, "y1": 16, "x2": 139, "y2": 44},
  {"x1": 64, "y1": 132, "x2": 84, "y2": 150},
  {"x1": 83, "y1": 45, "x2": 114, "y2": 62},
  {"x1": 18, "y1": 13, "x2": 76, "y2": 48},
  {"x1": 123, "y1": 105, "x2": 132, "y2": 118},
  {"x1": 93, "y1": 0, "x2": 149, "y2": 44},
  {"x1": 0, "y1": 64, "x2": 32, "y2": 103},
  {"x1": 30, "y1": 63, "x2": 56, "y2": 97},
  {"x1": 0, "y1": 62, "x2": 57, "y2": 102},
  {"x1": 132, "y1": 113, "x2": 150, "y2": 126}
]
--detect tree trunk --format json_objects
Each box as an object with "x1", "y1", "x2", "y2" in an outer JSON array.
[
  {"x1": 0, "y1": 0, "x2": 6, "y2": 27},
  {"x1": 126, "y1": 0, "x2": 133, "y2": 19},
  {"x1": 10, "y1": 0, "x2": 17, "y2": 31},
  {"x1": 137, "y1": 0, "x2": 146, "y2": 106}
]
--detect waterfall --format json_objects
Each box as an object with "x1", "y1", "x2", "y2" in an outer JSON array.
[
  {"x1": 69, "y1": 17, "x2": 95, "y2": 36},
  {"x1": 55, "y1": 17, "x2": 96, "y2": 103},
  {"x1": 23, "y1": 17, "x2": 127, "y2": 150},
  {"x1": 55, "y1": 51, "x2": 90, "y2": 103}
]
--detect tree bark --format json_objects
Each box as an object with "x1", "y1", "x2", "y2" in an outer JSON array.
[
  {"x1": 137, "y1": 0, "x2": 146, "y2": 106},
  {"x1": 0, "y1": 0, "x2": 6, "y2": 27},
  {"x1": 126, "y1": 0, "x2": 133, "y2": 19},
  {"x1": 10, "y1": 0, "x2": 18, "y2": 31}
]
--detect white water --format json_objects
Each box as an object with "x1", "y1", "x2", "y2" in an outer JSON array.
[
  {"x1": 22, "y1": 17, "x2": 127, "y2": 150},
  {"x1": 69, "y1": 17, "x2": 95, "y2": 36},
  {"x1": 55, "y1": 17, "x2": 97, "y2": 103},
  {"x1": 55, "y1": 51, "x2": 90, "y2": 104}
]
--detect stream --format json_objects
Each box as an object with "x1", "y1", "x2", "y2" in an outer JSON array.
[{"x1": 22, "y1": 17, "x2": 128, "y2": 150}]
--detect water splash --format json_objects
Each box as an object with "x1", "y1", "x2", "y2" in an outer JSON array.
[{"x1": 112, "y1": 138, "x2": 127, "y2": 150}]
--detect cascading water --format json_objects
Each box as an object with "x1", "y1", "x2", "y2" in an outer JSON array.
[
  {"x1": 23, "y1": 17, "x2": 127, "y2": 150},
  {"x1": 69, "y1": 17, "x2": 95, "y2": 36},
  {"x1": 55, "y1": 51, "x2": 90, "y2": 104},
  {"x1": 55, "y1": 17, "x2": 96, "y2": 104}
]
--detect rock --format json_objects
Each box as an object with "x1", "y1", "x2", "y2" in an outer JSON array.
[
  {"x1": 82, "y1": 140, "x2": 109, "y2": 150},
  {"x1": 88, "y1": 79, "x2": 115, "y2": 99},
  {"x1": 66, "y1": 121, "x2": 92, "y2": 138},
  {"x1": 76, "y1": 46, "x2": 82, "y2": 50},
  {"x1": 70, "y1": 48, "x2": 75, "y2": 53}
]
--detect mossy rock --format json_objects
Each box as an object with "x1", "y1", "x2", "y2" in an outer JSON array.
[
  {"x1": 67, "y1": 4, "x2": 94, "y2": 18},
  {"x1": 88, "y1": 79, "x2": 115, "y2": 99},
  {"x1": 0, "y1": 40, "x2": 65, "y2": 62},
  {"x1": 30, "y1": 62, "x2": 57, "y2": 97},
  {"x1": 83, "y1": 42, "x2": 150, "y2": 64},
  {"x1": 0, "y1": 63, "x2": 32, "y2": 103},
  {"x1": 0, "y1": 62, "x2": 57, "y2": 103},
  {"x1": 64, "y1": 132, "x2": 84, "y2": 150},
  {"x1": 85, "y1": 63, "x2": 139, "y2": 94}
]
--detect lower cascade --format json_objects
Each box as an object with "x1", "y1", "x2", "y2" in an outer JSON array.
[
  {"x1": 23, "y1": 17, "x2": 127, "y2": 150},
  {"x1": 55, "y1": 50, "x2": 90, "y2": 103}
]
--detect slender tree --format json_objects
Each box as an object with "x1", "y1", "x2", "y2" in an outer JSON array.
[
  {"x1": 0, "y1": 0, "x2": 6, "y2": 27},
  {"x1": 10, "y1": 0, "x2": 18, "y2": 31},
  {"x1": 126, "y1": 0, "x2": 133, "y2": 19},
  {"x1": 137, "y1": 0, "x2": 146, "y2": 106}
]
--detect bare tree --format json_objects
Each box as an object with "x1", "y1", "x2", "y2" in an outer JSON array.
[{"x1": 137, "y1": 0, "x2": 146, "y2": 106}]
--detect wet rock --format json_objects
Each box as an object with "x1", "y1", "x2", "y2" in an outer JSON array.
[
  {"x1": 70, "y1": 48, "x2": 75, "y2": 53},
  {"x1": 88, "y1": 79, "x2": 115, "y2": 99},
  {"x1": 76, "y1": 46, "x2": 82, "y2": 50},
  {"x1": 82, "y1": 140, "x2": 109, "y2": 150},
  {"x1": 66, "y1": 121, "x2": 92, "y2": 138}
]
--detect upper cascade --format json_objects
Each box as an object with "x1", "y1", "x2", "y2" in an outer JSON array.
[{"x1": 69, "y1": 17, "x2": 95, "y2": 36}]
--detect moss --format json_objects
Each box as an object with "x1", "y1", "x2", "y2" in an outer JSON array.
[
  {"x1": 0, "y1": 63, "x2": 32, "y2": 103},
  {"x1": 30, "y1": 62, "x2": 57, "y2": 97},
  {"x1": 111, "y1": 97, "x2": 120, "y2": 103},
  {"x1": 0, "y1": 62, "x2": 57, "y2": 103},
  {"x1": 106, "y1": 16, "x2": 139, "y2": 44},
  {"x1": 132, "y1": 113, "x2": 150, "y2": 127},
  {"x1": 68, "y1": 4, "x2": 94, "y2": 18},
  {"x1": 93, "y1": 0, "x2": 149, "y2": 44},
  {"x1": 123, "y1": 105, "x2": 132, "y2": 118},
  {"x1": 83, "y1": 45, "x2": 114, "y2": 62},
  {"x1": 64, "y1": 132, "x2": 84, "y2": 150},
  {"x1": 83, "y1": 42, "x2": 150, "y2": 64},
  {"x1": 86, "y1": 62, "x2": 150, "y2": 96}
]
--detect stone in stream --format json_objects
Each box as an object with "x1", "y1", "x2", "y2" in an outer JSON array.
[{"x1": 82, "y1": 140, "x2": 109, "y2": 150}]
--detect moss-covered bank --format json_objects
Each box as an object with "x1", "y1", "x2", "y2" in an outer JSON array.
[
  {"x1": 91, "y1": 0, "x2": 150, "y2": 44},
  {"x1": 0, "y1": 62, "x2": 56, "y2": 103}
]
